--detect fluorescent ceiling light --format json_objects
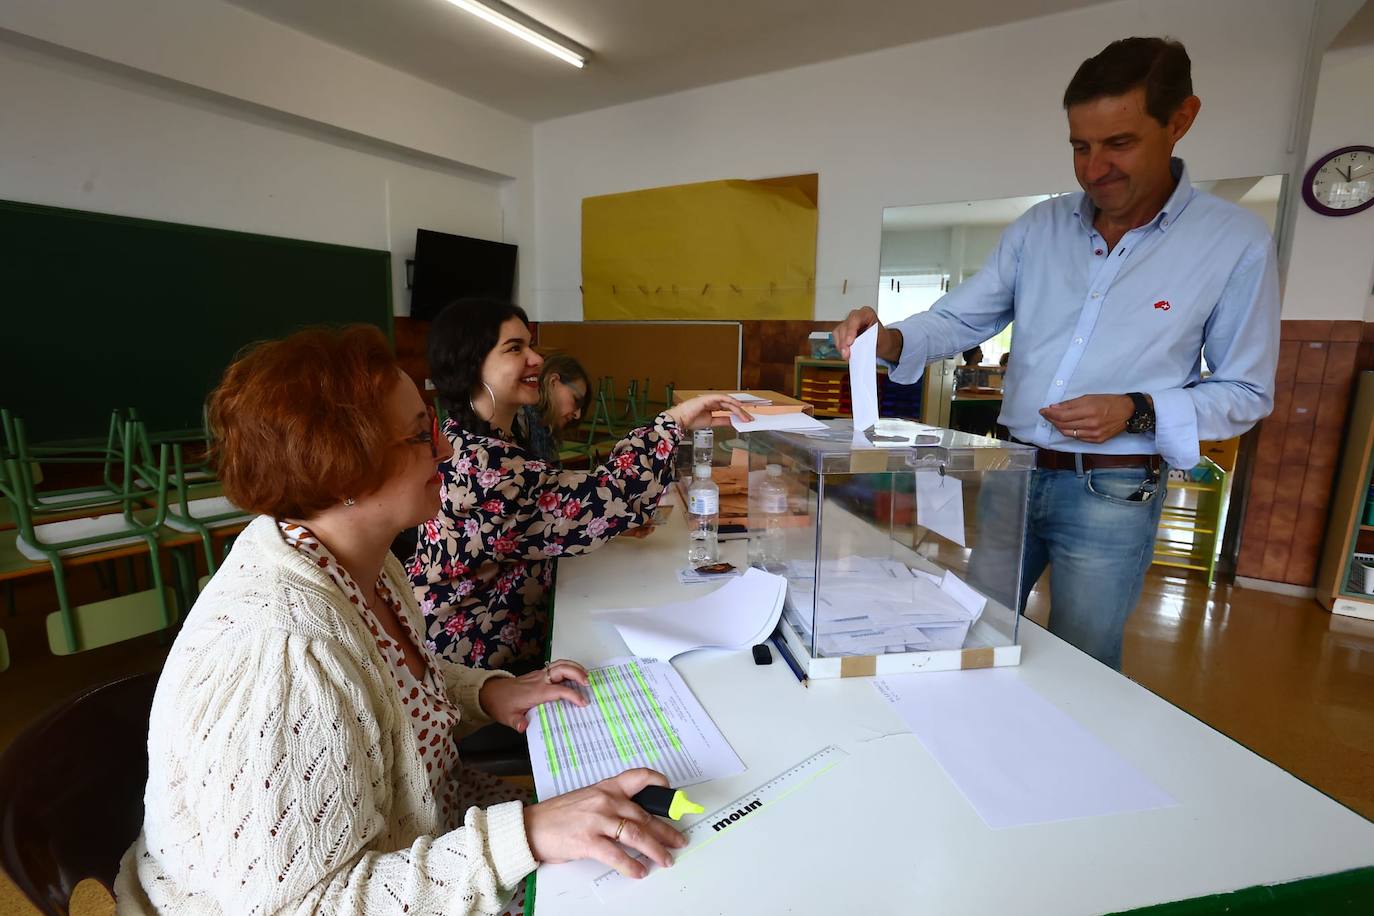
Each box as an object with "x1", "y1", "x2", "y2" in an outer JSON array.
[{"x1": 443, "y1": 0, "x2": 588, "y2": 69}]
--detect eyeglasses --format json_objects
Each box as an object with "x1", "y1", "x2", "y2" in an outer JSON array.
[{"x1": 400, "y1": 407, "x2": 441, "y2": 458}]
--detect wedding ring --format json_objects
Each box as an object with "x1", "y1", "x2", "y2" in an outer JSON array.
[
  {"x1": 543, "y1": 662, "x2": 552, "y2": 684},
  {"x1": 614, "y1": 818, "x2": 628, "y2": 841},
  {"x1": 1071, "y1": 428, "x2": 1080, "y2": 439}
]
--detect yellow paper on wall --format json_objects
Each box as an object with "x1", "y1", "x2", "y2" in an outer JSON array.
[{"x1": 582, "y1": 175, "x2": 817, "y2": 320}]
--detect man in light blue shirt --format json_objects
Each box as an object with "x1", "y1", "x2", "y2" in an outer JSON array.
[{"x1": 835, "y1": 37, "x2": 1279, "y2": 669}]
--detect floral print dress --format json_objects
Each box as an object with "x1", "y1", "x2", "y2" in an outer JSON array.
[
  {"x1": 409, "y1": 413, "x2": 682, "y2": 671},
  {"x1": 515, "y1": 405, "x2": 560, "y2": 466}
]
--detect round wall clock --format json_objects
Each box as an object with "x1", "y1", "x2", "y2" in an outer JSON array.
[{"x1": 1302, "y1": 145, "x2": 1374, "y2": 216}]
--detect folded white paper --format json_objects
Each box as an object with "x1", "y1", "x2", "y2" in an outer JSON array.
[
  {"x1": 596, "y1": 568, "x2": 787, "y2": 660},
  {"x1": 873, "y1": 670, "x2": 1177, "y2": 828},
  {"x1": 848, "y1": 324, "x2": 880, "y2": 446},
  {"x1": 733, "y1": 412, "x2": 829, "y2": 433},
  {"x1": 916, "y1": 470, "x2": 966, "y2": 546}
]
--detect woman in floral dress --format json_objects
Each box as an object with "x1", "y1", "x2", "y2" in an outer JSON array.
[{"x1": 409, "y1": 299, "x2": 748, "y2": 672}]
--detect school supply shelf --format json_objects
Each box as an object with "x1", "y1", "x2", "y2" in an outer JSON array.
[
  {"x1": 792, "y1": 357, "x2": 888, "y2": 418},
  {"x1": 1318, "y1": 371, "x2": 1374, "y2": 619},
  {"x1": 1152, "y1": 458, "x2": 1229, "y2": 586}
]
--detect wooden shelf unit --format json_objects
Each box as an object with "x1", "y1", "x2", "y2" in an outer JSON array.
[
  {"x1": 792, "y1": 357, "x2": 887, "y2": 419},
  {"x1": 1152, "y1": 458, "x2": 1229, "y2": 585},
  {"x1": 1317, "y1": 371, "x2": 1374, "y2": 620}
]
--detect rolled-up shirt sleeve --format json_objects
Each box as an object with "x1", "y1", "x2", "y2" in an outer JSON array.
[
  {"x1": 1150, "y1": 239, "x2": 1280, "y2": 469},
  {"x1": 883, "y1": 218, "x2": 1023, "y2": 384}
]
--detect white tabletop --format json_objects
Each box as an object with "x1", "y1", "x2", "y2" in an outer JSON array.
[{"x1": 535, "y1": 504, "x2": 1374, "y2": 914}]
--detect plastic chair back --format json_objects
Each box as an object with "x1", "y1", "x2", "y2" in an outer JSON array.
[{"x1": 0, "y1": 673, "x2": 158, "y2": 915}]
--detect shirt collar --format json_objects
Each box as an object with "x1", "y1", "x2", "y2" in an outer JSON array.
[{"x1": 1072, "y1": 156, "x2": 1196, "y2": 234}]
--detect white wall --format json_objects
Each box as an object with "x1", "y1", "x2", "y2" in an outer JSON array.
[
  {"x1": 0, "y1": 0, "x2": 535, "y2": 315},
  {"x1": 879, "y1": 229, "x2": 949, "y2": 274},
  {"x1": 880, "y1": 225, "x2": 1003, "y2": 278},
  {"x1": 533, "y1": 0, "x2": 1315, "y2": 321},
  {"x1": 1281, "y1": 45, "x2": 1374, "y2": 321}
]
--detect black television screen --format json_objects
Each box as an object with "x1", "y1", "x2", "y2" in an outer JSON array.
[{"x1": 409, "y1": 229, "x2": 517, "y2": 320}]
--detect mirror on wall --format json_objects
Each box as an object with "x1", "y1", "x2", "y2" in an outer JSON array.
[{"x1": 877, "y1": 174, "x2": 1286, "y2": 427}]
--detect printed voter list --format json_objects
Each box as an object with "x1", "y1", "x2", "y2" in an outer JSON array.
[{"x1": 525, "y1": 657, "x2": 743, "y2": 800}]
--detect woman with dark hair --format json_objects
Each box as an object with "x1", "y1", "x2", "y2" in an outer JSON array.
[
  {"x1": 954, "y1": 345, "x2": 985, "y2": 390},
  {"x1": 515, "y1": 352, "x2": 592, "y2": 465},
  {"x1": 410, "y1": 299, "x2": 747, "y2": 672},
  {"x1": 117, "y1": 325, "x2": 686, "y2": 916}
]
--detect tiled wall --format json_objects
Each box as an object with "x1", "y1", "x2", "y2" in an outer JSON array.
[{"x1": 1236, "y1": 320, "x2": 1364, "y2": 585}]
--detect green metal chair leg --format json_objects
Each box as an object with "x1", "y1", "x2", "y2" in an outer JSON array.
[
  {"x1": 146, "y1": 538, "x2": 172, "y2": 631},
  {"x1": 200, "y1": 530, "x2": 216, "y2": 574},
  {"x1": 48, "y1": 560, "x2": 79, "y2": 655},
  {"x1": 169, "y1": 547, "x2": 194, "y2": 617}
]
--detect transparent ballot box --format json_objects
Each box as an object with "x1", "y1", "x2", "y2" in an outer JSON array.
[{"x1": 746, "y1": 419, "x2": 1034, "y2": 678}]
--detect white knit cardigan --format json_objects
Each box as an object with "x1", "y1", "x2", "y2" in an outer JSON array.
[{"x1": 115, "y1": 516, "x2": 536, "y2": 914}]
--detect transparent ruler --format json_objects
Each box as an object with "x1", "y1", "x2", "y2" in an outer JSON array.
[{"x1": 591, "y1": 744, "x2": 849, "y2": 898}]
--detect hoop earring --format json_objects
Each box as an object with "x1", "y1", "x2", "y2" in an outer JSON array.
[{"x1": 469, "y1": 381, "x2": 496, "y2": 417}]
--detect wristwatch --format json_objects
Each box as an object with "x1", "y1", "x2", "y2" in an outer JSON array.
[{"x1": 1124, "y1": 392, "x2": 1155, "y2": 435}]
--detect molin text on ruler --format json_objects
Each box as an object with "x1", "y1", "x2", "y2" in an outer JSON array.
[{"x1": 712, "y1": 798, "x2": 762, "y2": 832}]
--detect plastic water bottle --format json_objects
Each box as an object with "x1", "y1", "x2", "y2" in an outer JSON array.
[
  {"x1": 686, "y1": 462, "x2": 720, "y2": 567},
  {"x1": 755, "y1": 464, "x2": 788, "y2": 570},
  {"x1": 692, "y1": 428, "x2": 714, "y2": 470}
]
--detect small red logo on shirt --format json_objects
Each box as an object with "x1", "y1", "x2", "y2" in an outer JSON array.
[{"x1": 1153, "y1": 300, "x2": 1171, "y2": 311}]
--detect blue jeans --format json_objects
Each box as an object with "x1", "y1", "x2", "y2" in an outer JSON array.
[{"x1": 1018, "y1": 465, "x2": 1168, "y2": 670}]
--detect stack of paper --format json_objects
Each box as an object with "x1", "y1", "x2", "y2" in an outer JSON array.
[
  {"x1": 732, "y1": 412, "x2": 828, "y2": 433},
  {"x1": 526, "y1": 657, "x2": 744, "y2": 801},
  {"x1": 873, "y1": 670, "x2": 1176, "y2": 828},
  {"x1": 596, "y1": 568, "x2": 787, "y2": 660},
  {"x1": 781, "y1": 556, "x2": 987, "y2": 656}
]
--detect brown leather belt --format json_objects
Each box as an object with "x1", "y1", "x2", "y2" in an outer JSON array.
[{"x1": 1014, "y1": 440, "x2": 1162, "y2": 472}]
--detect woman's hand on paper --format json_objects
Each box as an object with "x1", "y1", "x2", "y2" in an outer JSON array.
[
  {"x1": 665, "y1": 394, "x2": 752, "y2": 430},
  {"x1": 478, "y1": 658, "x2": 589, "y2": 733},
  {"x1": 524, "y1": 768, "x2": 687, "y2": 878}
]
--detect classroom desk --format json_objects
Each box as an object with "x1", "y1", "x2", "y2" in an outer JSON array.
[
  {"x1": 534, "y1": 501, "x2": 1374, "y2": 914},
  {"x1": 0, "y1": 514, "x2": 246, "y2": 583}
]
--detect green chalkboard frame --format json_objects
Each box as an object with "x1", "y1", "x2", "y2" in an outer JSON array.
[{"x1": 0, "y1": 198, "x2": 393, "y2": 443}]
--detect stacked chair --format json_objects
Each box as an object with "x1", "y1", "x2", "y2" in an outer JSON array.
[
  {"x1": 124, "y1": 409, "x2": 249, "y2": 576},
  {"x1": 1, "y1": 410, "x2": 174, "y2": 657},
  {"x1": 0, "y1": 407, "x2": 250, "y2": 665},
  {"x1": 561, "y1": 377, "x2": 676, "y2": 466},
  {"x1": 559, "y1": 377, "x2": 620, "y2": 465}
]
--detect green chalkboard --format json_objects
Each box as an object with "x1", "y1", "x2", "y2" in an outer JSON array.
[{"x1": 0, "y1": 198, "x2": 393, "y2": 443}]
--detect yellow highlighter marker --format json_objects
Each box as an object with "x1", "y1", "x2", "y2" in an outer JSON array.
[{"x1": 631, "y1": 786, "x2": 705, "y2": 821}]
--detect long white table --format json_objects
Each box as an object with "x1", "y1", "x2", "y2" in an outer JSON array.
[{"x1": 533, "y1": 506, "x2": 1374, "y2": 914}]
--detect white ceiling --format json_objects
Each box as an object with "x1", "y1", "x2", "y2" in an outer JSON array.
[
  {"x1": 226, "y1": 0, "x2": 1113, "y2": 121},
  {"x1": 1331, "y1": 0, "x2": 1374, "y2": 49}
]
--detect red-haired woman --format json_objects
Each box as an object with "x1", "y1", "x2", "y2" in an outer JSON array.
[{"x1": 116, "y1": 326, "x2": 684, "y2": 915}]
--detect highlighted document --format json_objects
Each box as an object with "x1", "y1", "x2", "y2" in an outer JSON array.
[{"x1": 526, "y1": 657, "x2": 744, "y2": 800}]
